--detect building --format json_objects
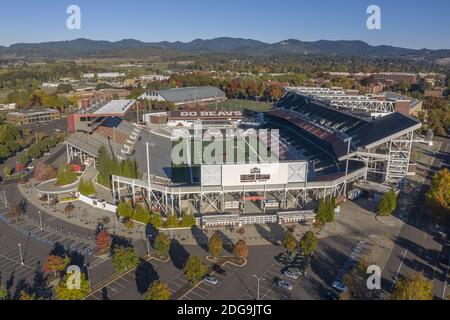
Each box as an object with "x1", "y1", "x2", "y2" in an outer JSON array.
[
  {"x1": 0, "y1": 103, "x2": 16, "y2": 111},
  {"x1": 6, "y1": 109, "x2": 60, "y2": 125},
  {"x1": 371, "y1": 72, "x2": 417, "y2": 86},
  {"x1": 64, "y1": 88, "x2": 131, "y2": 109},
  {"x1": 424, "y1": 87, "x2": 444, "y2": 99},
  {"x1": 67, "y1": 99, "x2": 136, "y2": 133},
  {"x1": 139, "y1": 86, "x2": 226, "y2": 107},
  {"x1": 383, "y1": 91, "x2": 423, "y2": 116},
  {"x1": 83, "y1": 72, "x2": 125, "y2": 79}
]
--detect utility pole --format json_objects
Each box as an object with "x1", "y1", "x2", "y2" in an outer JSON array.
[{"x1": 343, "y1": 137, "x2": 352, "y2": 196}]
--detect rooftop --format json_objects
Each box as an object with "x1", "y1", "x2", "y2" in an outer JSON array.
[
  {"x1": 81, "y1": 100, "x2": 135, "y2": 116},
  {"x1": 157, "y1": 86, "x2": 226, "y2": 103}
]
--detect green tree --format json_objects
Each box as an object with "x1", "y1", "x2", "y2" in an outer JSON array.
[
  {"x1": 154, "y1": 233, "x2": 171, "y2": 257},
  {"x1": 117, "y1": 201, "x2": 134, "y2": 219},
  {"x1": 299, "y1": 231, "x2": 319, "y2": 256},
  {"x1": 166, "y1": 214, "x2": 179, "y2": 228},
  {"x1": 112, "y1": 246, "x2": 139, "y2": 272},
  {"x1": 181, "y1": 211, "x2": 196, "y2": 227},
  {"x1": 78, "y1": 179, "x2": 96, "y2": 196},
  {"x1": 0, "y1": 286, "x2": 7, "y2": 300},
  {"x1": 144, "y1": 281, "x2": 171, "y2": 300},
  {"x1": 56, "y1": 163, "x2": 77, "y2": 186},
  {"x1": 183, "y1": 256, "x2": 207, "y2": 284},
  {"x1": 378, "y1": 189, "x2": 398, "y2": 216},
  {"x1": 392, "y1": 273, "x2": 433, "y2": 300},
  {"x1": 133, "y1": 205, "x2": 150, "y2": 224},
  {"x1": 54, "y1": 273, "x2": 90, "y2": 300},
  {"x1": 208, "y1": 233, "x2": 223, "y2": 258},
  {"x1": 281, "y1": 232, "x2": 298, "y2": 255},
  {"x1": 3, "y1": 165, "x2": 11, "y2": 177},
  {"x1": 149, "y1": 212, "x2": 163, "y2": 229}
]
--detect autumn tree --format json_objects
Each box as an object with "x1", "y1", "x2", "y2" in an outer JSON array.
[
  {"x1": 112, "y1": 246, "x2": 139, "y2": 272},
  {"x1": 281, "y1": 232, "x2": 298, "y2": 255},
  {"x1": 299, "y1": 231, "x2": 319, "y2": 257},
  {"x1": 208, "y1": 233, "x2": 223, "y2": 258},
  {"x1": 95, "y1": 229, "x2": 112, "y2": 255},
  {"x1": 144, "y1": 281, "x2": 171, "y2": 300},
  {"x1": 183, "y1": 256, "x2": 207, "y2": 284},
  {"x1": 154, "y1": 233, "x2": 171, "y2": 257},
  {"x1": 234, "y1": 239, "x2": 249, "y2": 259},
  {"x1": 392, "y1": 273, "x2": 433, "y2": 300},
  {"x1": 43, "y1": 255, "x2": 69, "y2": 277},
  {"x1": 33, "y1": 162, "x2": 56, "y2": 181},
  {"x1": 426, "y1": 168, "x2": 450, "y2": 218}
]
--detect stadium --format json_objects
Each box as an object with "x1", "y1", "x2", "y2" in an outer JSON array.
[{"x1": 64, "y1": 86, "x2": 422, "y2": 227}]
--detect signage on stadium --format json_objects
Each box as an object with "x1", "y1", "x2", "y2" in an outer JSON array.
[
  {"x1": 222, "y1": 163, "x2": 289, "y2": 186},
  {"x1": 170, "y1": 110, "x2": 243, "y2": 119}
]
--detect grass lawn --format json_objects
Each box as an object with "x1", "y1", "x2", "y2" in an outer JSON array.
[{"x1": 207, "y1": 99, "x2": 273, "y2": 112}]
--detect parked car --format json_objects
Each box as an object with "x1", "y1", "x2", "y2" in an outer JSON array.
[
  {"x1": 332, "y1": 280, "x2": 348, "y2": 292},
  {"x1": 325, "y1": 291, "x2": 340, "y2": 300},
  {"x1": 440, "y1": 256, "x2": 449, "y2": 265},
  {"x1": 283, "y1": 270, "x2": 299, "y2": 280},
  {"x1": 213, "y1": 264, "x2": 226, "y2": 275},
  {"x1": 277, "y1": 280, "x2": 293, "y2": 291},
  {"x1": 44, "y1": 152, "x2": 51, "y2": 156},
  {"x1": 203, "y1": 276, "x2": 218, "y2": 285}
]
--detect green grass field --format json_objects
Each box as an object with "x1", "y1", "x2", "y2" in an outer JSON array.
[{"x1": 207, "y1": 99, "x2": 273, "y2": 112}]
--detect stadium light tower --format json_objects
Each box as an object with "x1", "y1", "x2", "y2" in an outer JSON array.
[{"x1": 343, "y1": 137, "x2": 352, "y2": 195}]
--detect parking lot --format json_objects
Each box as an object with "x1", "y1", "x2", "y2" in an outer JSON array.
[
  {"x1": 0, "y1": 237, "x2": 45, "y2": 291},
  {"x1": 180, "y1": 263, "x2": 242, "y2": 300},
  {"x1": 240, "y1": 254, "x2": 310, "y2": 300},
  {"x1": 86, "y1": 258, "x2": 165, "y2": 300}
]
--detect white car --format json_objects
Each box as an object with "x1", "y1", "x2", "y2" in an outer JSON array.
[
  {"x1": 203, "y1": 276, "x2": 218, "y2": 285},
  {"x1": 44, "y1": 152, "x2": 51, "y2": 156},
  {"x1": 332, "y1": 281, "x2": 348, "y2": 292},
  {"x1": 283, "y1": 270, "x2": 299, "y2": 280}
]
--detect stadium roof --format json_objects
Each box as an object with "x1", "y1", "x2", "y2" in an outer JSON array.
[
  {"x1": 157, "y1": 86, "x2": 226, "y2": 104},
  {"x1": 273, "y1": 92, "x2": 421, "y2": 156},
  {"x1": 80, "y1": 100, "x2": 135, "y2": 116}
]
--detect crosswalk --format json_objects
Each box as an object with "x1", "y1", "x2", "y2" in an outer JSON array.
[{"x1": 0, "y1": 211, "x2": 103, "y2": 266}]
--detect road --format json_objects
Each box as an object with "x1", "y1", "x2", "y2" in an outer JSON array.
[{"x1": 383, "y1": 136, "x2": 450, "y2": 299}]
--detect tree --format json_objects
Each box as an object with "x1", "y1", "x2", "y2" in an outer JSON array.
[
  {"x1": 0, "y1": 286, "x2": 7, "y2": 300},
  {"x1": 299, "y1": 231, "x2": 319, "y2": 256},
  {"x1": 112, "y1": 246, "x2": 139, "y2": 272},
  {"x1": 43, "y1": 255, "x2": 69, "y2": 277},
  {"x1": 144, "y1": 281, "x2": 171, "y2": 300},
  {"x1": 184, "y1": 256, "x2": 207, "y2": 284},
  {"x1": 234, "y1": 239, "x2": 249, "y2": 259},
  {"x1": 95, "y1": 229, "x2": 112, "y2": 254},
  {"x1": 149, "y1": 212, "x2": 163, "y2": 229},
  {"x1": 56, "y1": 163, "x2": 77, "y2": 186},
  {"x1": 154, "y1": 233, "x2": 171, "y2": 257},
  {"x1": 281, "y1": 232, "x2": 298, "y2": 255},
  {"x1": 208, "y1": 233, "x2": 223, "y2": 258},
  {"x1": 117, "y1": 201, "x2": 134, "y2": 219},
  {"x1": 133, "y1": 205, "x2": 150, "y2": 224},
  {"x1": 181, "y1": 211, "x2": 196, "y2": 227},
  {"x1": 426, "y1": 168, "x2": 450, "y2": 218},
  {"x1": 54, "y1": 273, "x2": 91, "y2": 300},
  {"x1": 16, "y1": 162, "x2": 25, "y2": 174},
  {"x1": 33, "y1": 162, "x2": 56, "y2": 181},
  {"x1": 392, "y1": 273, "x2": 433, "y2": 300},
  {"x1": 166, "y1": 213, "x2": 179, "y2": 228},
  {"x1": 378, "y1": 189, "x2": 398, "y2": 216},
  {"x1": 78, "y1": 179, "x2": 96, "y2": 196},
  {"x1": 3, "y1": 165, "x2": 11, "y2": 177}
]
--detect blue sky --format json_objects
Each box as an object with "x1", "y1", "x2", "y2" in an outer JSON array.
[{"x1": 0, "y1": 0, "x2": 449, "y2": 49}]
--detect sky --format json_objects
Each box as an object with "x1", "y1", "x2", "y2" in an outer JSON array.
[{"x1": 0, "y1": 0, "x2": 449, "y2": 49}]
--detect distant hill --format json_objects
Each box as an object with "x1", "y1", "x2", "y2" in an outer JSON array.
[{"x1": 1, "y1": 37, "x2": 449, "y2": 61}]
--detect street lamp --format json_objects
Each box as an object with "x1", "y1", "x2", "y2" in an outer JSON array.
[
  {"x1": 38, "y1": 210, "x2": 43, "y2": 230},
  {"x1": 253, "y1": 275, "x2": 265, "y2": 301},
  {"x1": 18, "y1": 243, "x2": 24, "y2": 266}
]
